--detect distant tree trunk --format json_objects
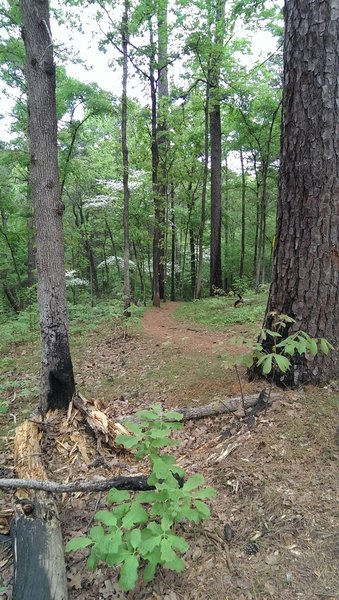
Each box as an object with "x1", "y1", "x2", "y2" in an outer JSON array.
[
  {"x1": 157, "y1": 0, "x2": 168, "y2": 302},
  {"x1": 209, "y1": 0, "x2": 226, "y2": 294},
  {"x1": 122, "y1": 0, "x2": 131, "y2": 315},
  {"x1": 105, "y1": 218, "x2": 121, "y2": 275},
  {"x1": 257, "y1": 0, "x2": 339, "y2": 385},
  {"x1": 21, "y1": 0, "x2": 75, "y2": 413},
  {"x1": 149, "y1": 21, "x2": 161, "y2": 307},
  {"x1": 195, "y1": 83, "x2": 210, "y2": 299},
  {"x1": 170, "y1": 182, "x2": 176, "y2": 301},
  {"x1": 239, "y1": 149, "x2": 246, "y2": 280},
  {"x1": 189, "y1": 227, "x2": 196, "y2": 297}
]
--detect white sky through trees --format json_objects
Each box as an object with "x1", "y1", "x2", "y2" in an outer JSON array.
[{"x1": 0, "y1": 1, "x2": 281, "y2": 141}]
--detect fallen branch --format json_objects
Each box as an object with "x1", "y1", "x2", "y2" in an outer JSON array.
[
  {"x1": 119, "y1": 391, "x2": 280, "y2": 423},
  {"x1": 0, "y1": 474, "x2": 151, "y2": 494}
]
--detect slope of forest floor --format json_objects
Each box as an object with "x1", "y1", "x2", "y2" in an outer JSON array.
[{"x1": 0, "y1": 296, "x2": 338, "y2": 600}]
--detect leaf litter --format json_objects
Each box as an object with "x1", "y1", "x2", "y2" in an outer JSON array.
[{"x1": 0, "y1": 302, "x2": 338, "y2": 599}]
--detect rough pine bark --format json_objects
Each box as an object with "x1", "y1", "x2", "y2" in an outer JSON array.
[
  {"x1": 260, "y1": 0, "x2": 339, "y2": 385},
  {"x1": 21, "y1": 0, "x2": 75, "y2": 412}
]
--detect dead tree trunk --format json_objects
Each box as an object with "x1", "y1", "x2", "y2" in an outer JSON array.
[{"x1": 12, "y1": 420, "x2": 68, "y2": 600}]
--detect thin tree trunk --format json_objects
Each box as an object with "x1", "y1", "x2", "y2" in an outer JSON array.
[
  {"x1": 157, "y1": 0, "x2": 169, "y2": 301},
  {"x1": 122, "y1": 0, "x2": 131, "y2": 315},
  {"x1": 149, "y1": 21, "x2": 161, "y2": 307},
  {"x1": 20, "y1": 0, "x2": 75, "y2": 413},
  {"x1": 195, "y1": 83, "x2": 210, "y2": 299},
  {"x1": 239, "y1": 149, "x2": 246, "y2": 280},
  {"x1": 105, "y1": 218, "x2": 121, "y2": 275},
  {"x1": 170, "y1": 181, "x2": 176, "y2": 301}
]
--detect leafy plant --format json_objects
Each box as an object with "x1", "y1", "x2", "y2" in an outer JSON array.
[
  {"x1": 66, "y1": 404, "x2": 215, "y2": 592},
  {"x1": 225, "y1": 313, "x2": 334, "y2": 414}
]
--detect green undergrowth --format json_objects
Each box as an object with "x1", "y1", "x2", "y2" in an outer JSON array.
[
  {"x1": 0, "y1": 300, "x2": 145, "y2": 354},
  {"x1": 174, "y1": 292, "x2": 267, "y2": 330}
]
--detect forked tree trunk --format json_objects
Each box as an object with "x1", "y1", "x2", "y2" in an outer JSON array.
[
  {"x1": 21, "y1": 0, "x2": 75, "y2": 413},
  {"x1": 259, "y1": 0, "x2": 339, "y2": 385}
]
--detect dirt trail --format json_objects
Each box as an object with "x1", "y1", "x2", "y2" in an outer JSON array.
[{"x1": 141, "y1": 301, "x2": 232, "y2": 354}]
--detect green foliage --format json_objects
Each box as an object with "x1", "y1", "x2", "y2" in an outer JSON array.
[
  {"x1": 174, "y1": 293, "x2": 267, "y2": 330},
  {"x1": 225, "y1": 313, "x2": 334, "y2": 380},
  {"x1": 66, "y1": 405, "x2": 215, "y2": 592}
]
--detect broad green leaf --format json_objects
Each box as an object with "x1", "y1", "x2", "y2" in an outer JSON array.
[
  {"x1": 137, "y1": 490, "x2": 159, "y2": 503},
  {"x1": 124, "y1": 422, "x2": 143, "y2": 434},
  {"x1": 87, "y1": 552, "x2": 99, "y2": 571},
  {"x1": 320, "y1": 338, "x2": 334, "y2": 354},
  {"x1": 160, "y1": 538, "x2": 177, "y2": 563},
  {"x1": 165, "y1": 410, "x2": 184, "y2": 421},
  {"x1": 160, "y1": 514, "x2": 173, "y2": 531},
  {"x1": 164, "y1": 554, "x2": 185, "y2": 573},
  {"x1": 192, "y1": 487, "x2": 216, "y2": 500},
  {"x1": 115, "y1": 434, "x2": 139, "y2": 449},
  {"x1": 243, "y1": 353, "x2": 254, "y2": 368},
  {"x1": 122, "y1": 503, "x2": 148, "y2": 528},
  {"x1": 89, "y1": 525, "x2": 104, "y2": 542},
  {"x1": 273, "y1": 354, "x2": 291, "y2": 373},
  {"x1": 135, "y1": 409, "x2": 159, "y2": 421},
  {"x1": 143, "y1": 552, "x2": 160, "y2": 582},
  {"x1": 106, "y1": 489, "x2": 130, "y2": 505},
  {"x1": 167, "y1": 534, "x2": 189, "y2": 553},
  {"x1": 119, "y1": 554, "x2": 139, "y2": 592},
  {"x1": 265, "y1": 329, "x2": 282, "y2": 338},
  {"x1": 95, "y1": 510, "x2": 117, "y2": 527},
  {"x1": 194, "y1": 500, "x2": 211, "y2": 519},
  {"x1": 262, "y1": 355, "x2": 273, "y2": 375},
  {"x1": 309, "y1": 339, "x2": 318, "y2": 357},
  {"x1": 65, "y1": 537, "x2": 93, "y2": 552},
  {"x1": 129, "y1": 528, "x2": 142, "y2": 549},
  {"x1": 140, "y1": 534, "x2": 162, "y2": 555},
  {"x1": 183, "y1": 474, "x2": 204, "y2": 491}
]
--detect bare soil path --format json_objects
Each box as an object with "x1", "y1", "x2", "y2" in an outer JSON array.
[{"x1": 141, "y1": 301, "x2": 230, "y2": 354}]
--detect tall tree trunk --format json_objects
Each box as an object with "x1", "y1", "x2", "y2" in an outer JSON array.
[
  {"x1": 122, "y1": 0, "x2": 131, "y2": 315},
  {"x1": 170, "y1": 182, "x2": 176, "y2": 301},
  {"x1": 189, "y1": 227, "x2": 196, "y2": 297},
  {"x1": 195, "y1": 83, "x2": 210, "y2": 299},
  {"x1": 239, "y1": 149, "x2": 246, "y2": 280},
  {"x1": 156, "y1": 0, "x2": 169, "y2": 302},
  {"x1": 149, "y1": 20, "x2": 161, "y2": 307},
  {"x1": 209, "y1": 0, "x2": 226, "y2": 294},
  {"x1": 20, "y1": 0, "x2": 75, "y2": 413},
  {"x1": 259, "y1": 0, "x2": 339, "y2": 385}
]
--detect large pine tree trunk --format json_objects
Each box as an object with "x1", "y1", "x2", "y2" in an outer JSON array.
[
  {"x1": 21, "y1": 0, "x2": 75, "y2": 413},
  {"x1": 261, "y1": 0, "x2": 339, "y2": 385}
]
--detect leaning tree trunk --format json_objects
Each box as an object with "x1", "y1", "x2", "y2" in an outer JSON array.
[
  {"x1": 259, "y1": 0, "x2": 339, "y2": 385},
  {"x1": 21, "y1": 0, "x2": 75, "y2": 413}
]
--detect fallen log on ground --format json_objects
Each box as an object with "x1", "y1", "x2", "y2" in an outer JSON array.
[
  {"x1": 12, "y1": 420, "x2": 68, "y2": 600},
  {"x1": 0, "y1": 474, "x2": 152, "y2": 494},
  {"x1": 73, "y1": 392, "x2": 130, "y2": 449},
  {"x1": 118, "y1": 391, "x2": 280, "y2": 423}
]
